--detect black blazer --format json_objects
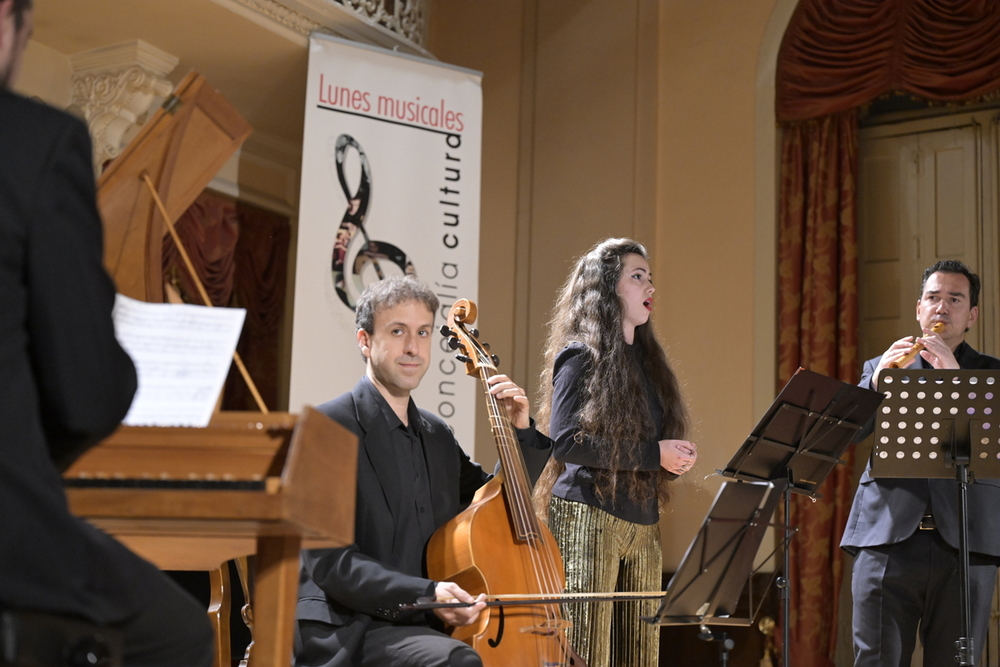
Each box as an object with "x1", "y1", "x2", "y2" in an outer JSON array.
[
  {"x1": 0, "y1": 90, "x2": 142, "y2": 622},
  {"x1": 295, "y1": 377, "x2": 551, "y2": 665},
  {"x1": 841, "y1": 342, "x2": 1000, "y2": 556}
]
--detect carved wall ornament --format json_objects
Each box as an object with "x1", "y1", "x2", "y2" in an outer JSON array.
[
  {"x1": 73, "y1": 66, "x2": 174, "y2": 171},
  {"x1": 336, "y1": 0, "x2": 426, "y2": 45},
  {"x1": 70, "y1": 41, "x2": 178, "y2": 172},
  {"x1": 230, "y1": 0, "x2": 426, "y2": 48}
]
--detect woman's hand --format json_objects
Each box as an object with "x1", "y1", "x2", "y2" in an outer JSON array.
[{"x1": 659, "y1": 439, "x2": 697, "y2": 475}]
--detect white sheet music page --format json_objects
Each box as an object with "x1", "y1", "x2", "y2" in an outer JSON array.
[{"x1": 113, "y1": 294, "x2": 247, "y2": 427}]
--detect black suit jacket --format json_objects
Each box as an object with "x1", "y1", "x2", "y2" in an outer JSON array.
[
  {"x1": 0, "y1": 90, "x2": 142, "y2": 622},
  {"x1": 841, "y1": 342, "x2": 1000, "y2": 556},
  {"x1": 295, "y1": 377, "x2": 551, "y2": 666}
]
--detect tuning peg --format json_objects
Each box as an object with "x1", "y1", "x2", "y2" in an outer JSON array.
[
  {"x1": 456, "y1": 354, "x2": 472, "y2": 364},
  {"x1": 482, "y1": 342, "x2": 491, "y2": 351},
  {"x1": 439, "y1": 325, "x2": 452, "y2": 337},
  {"x1": 491, "y1": 354, "x2": 500, "y2": 367},
  {"x1": 470, "y1": 328, "x2": 479, "y2": 338},
  {"x1": 448, "y1": 337, "x2": 461, "y2": 350}
]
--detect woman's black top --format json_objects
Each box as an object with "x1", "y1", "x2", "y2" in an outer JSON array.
[{"x1": 549, "y1": 341, "x2": 671, "y2": 525}]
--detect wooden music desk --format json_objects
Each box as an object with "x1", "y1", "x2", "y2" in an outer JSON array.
[{"x1": 64, "y1": 407, "x2": 356, "y2": 667}]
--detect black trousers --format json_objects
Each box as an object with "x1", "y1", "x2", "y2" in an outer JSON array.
[
  {"x1": 296, "y1": 619, "x2": 482, "y2": 667},
  {"x1": 851, "y1": 530, "x2": 1000, "y2": 667},
  {"x1": 113, "y1": 557, "x2": 215, "y2": 667},
  {"x1": 2, "y1": 559, "x2": 213, "y2": 667}
]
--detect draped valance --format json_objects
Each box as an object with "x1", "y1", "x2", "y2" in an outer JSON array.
[{"x1": 776, "y1": 0, "x2": 1000, "y2": 122}]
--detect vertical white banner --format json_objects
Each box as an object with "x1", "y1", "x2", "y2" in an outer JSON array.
[{"x1": 290, "y1": 34, "x2": 482, "y2": 454}]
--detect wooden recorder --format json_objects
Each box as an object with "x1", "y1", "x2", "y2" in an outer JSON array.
[{"x1": 887, "y1": 321, "x2": 946, "y2": 368}]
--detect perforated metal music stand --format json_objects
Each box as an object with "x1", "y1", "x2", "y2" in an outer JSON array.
[
  {"x1": 871, "y1": 368, "x2": 1000, "y2": 666},
  {"x1": 871, "y1": 369, "x2": 1000, "y2": 477},
  {"x1": 644, "y1": 479, "x2": 786, "y2": 628}
]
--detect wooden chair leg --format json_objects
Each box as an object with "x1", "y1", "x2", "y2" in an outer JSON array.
[
  {"x1": 251, "y1": 536, "x2": 300, "y2": 667},
  {"x1": 208, "y1": 565, "x2": 232, "y2": 667},
  {"x1": 236, "y1": 556, "x2": 255, "y2": 667}
]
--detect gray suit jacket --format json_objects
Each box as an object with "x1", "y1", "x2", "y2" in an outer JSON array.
[
  {"x1": 295, "y1": 377, "x2": 551, "y2": 666},
  {"x1": 841, "y1": 342, "x2": 1000, "y2": 556}
]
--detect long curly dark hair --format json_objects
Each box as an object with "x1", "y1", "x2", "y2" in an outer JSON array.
[{"x1": 533, "y1": 238, "x2": 689, "y2": 516}]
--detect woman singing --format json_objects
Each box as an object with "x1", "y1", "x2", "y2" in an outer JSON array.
[{"x1": 534, "y1": 237, "x2": 696, "y2": 667}]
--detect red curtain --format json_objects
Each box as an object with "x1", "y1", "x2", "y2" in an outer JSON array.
[
  {"x1": 774, "y1": 1, "x2": 1000, "y2": 664},
  {"x1": 223, "y1": 202, "x2": 291, "y2": 412},
  {"x1": 777, "y1": 0, "x2": 1000, "y2": 123},
  {"x1": 777, "y1": 111, "x2": 859, "y2": 667},
  {"x1": 162, "y1": 193, "x2": 239, "y2": 307},
  {"x1": 162, "y1": 191, "x2": 290, "y2": 412}
]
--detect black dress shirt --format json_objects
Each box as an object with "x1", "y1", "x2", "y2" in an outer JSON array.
[{"x1": 361, "y1": 379, "x2": 437, "y2": 578}]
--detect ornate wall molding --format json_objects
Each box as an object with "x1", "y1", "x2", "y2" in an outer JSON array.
[
  {"x1": 70, "y1": 41, "x2": 178, "y2": 172},
  {"x1": 226, "y1": 0, "x2": 324, "y2": 37},
  {"x1": 227, "y1": 0, "x2": 428, "y2": 52},
  {"x1": 336, "y1": 0, "x2": 426, "y2": 46}
]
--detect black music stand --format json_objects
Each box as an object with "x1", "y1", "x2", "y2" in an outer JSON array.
[
  {"x1": 645, "y1": 479, "x2": 786, "y2": 631},
  {"x1": 716, "y1": 368, "x2": 883, "y2": 667},
  {"x1": 871, "y1": 368, "x2": 1000, "y2": 666}
]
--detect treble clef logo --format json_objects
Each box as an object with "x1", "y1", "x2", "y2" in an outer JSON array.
[{"x1": 331, "y1": 134, "x2": 415, "y2": 310}]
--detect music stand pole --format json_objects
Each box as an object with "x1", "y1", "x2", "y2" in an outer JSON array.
[
  {"x1": 955, "y1": 433, "x2": 973, "y2": 665},
  {"x1": 780, "y1": 468, "x2": 792, "y2": 667},
  {"x1": 698, "y1": 626, "x2": 735, "y2": 667}
]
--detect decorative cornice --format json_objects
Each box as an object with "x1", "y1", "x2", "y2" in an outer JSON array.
[
  {"x1": 69, "y1": 40, "x2": 179, "y2": 78},
  {"x1": 225, "y1": 0, "x2": 324, "y2": 36}
]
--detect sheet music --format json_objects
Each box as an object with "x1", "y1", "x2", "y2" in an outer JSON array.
[{"x1": 113, "y1": 294, "x2": 246, "y2": 427}]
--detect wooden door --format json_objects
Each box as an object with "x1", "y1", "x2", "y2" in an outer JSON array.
[{"x1": 858, "y1": 117, "x2": 988, "y2": 364}]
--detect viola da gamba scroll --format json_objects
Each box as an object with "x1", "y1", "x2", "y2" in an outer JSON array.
[{"x1": 425, "y1": 299, "x2": 586, "y2": 667}]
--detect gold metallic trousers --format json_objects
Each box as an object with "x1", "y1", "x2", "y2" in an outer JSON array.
[{"x1": 548, "y1": 496, "x2": 661, "y2": 667}]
